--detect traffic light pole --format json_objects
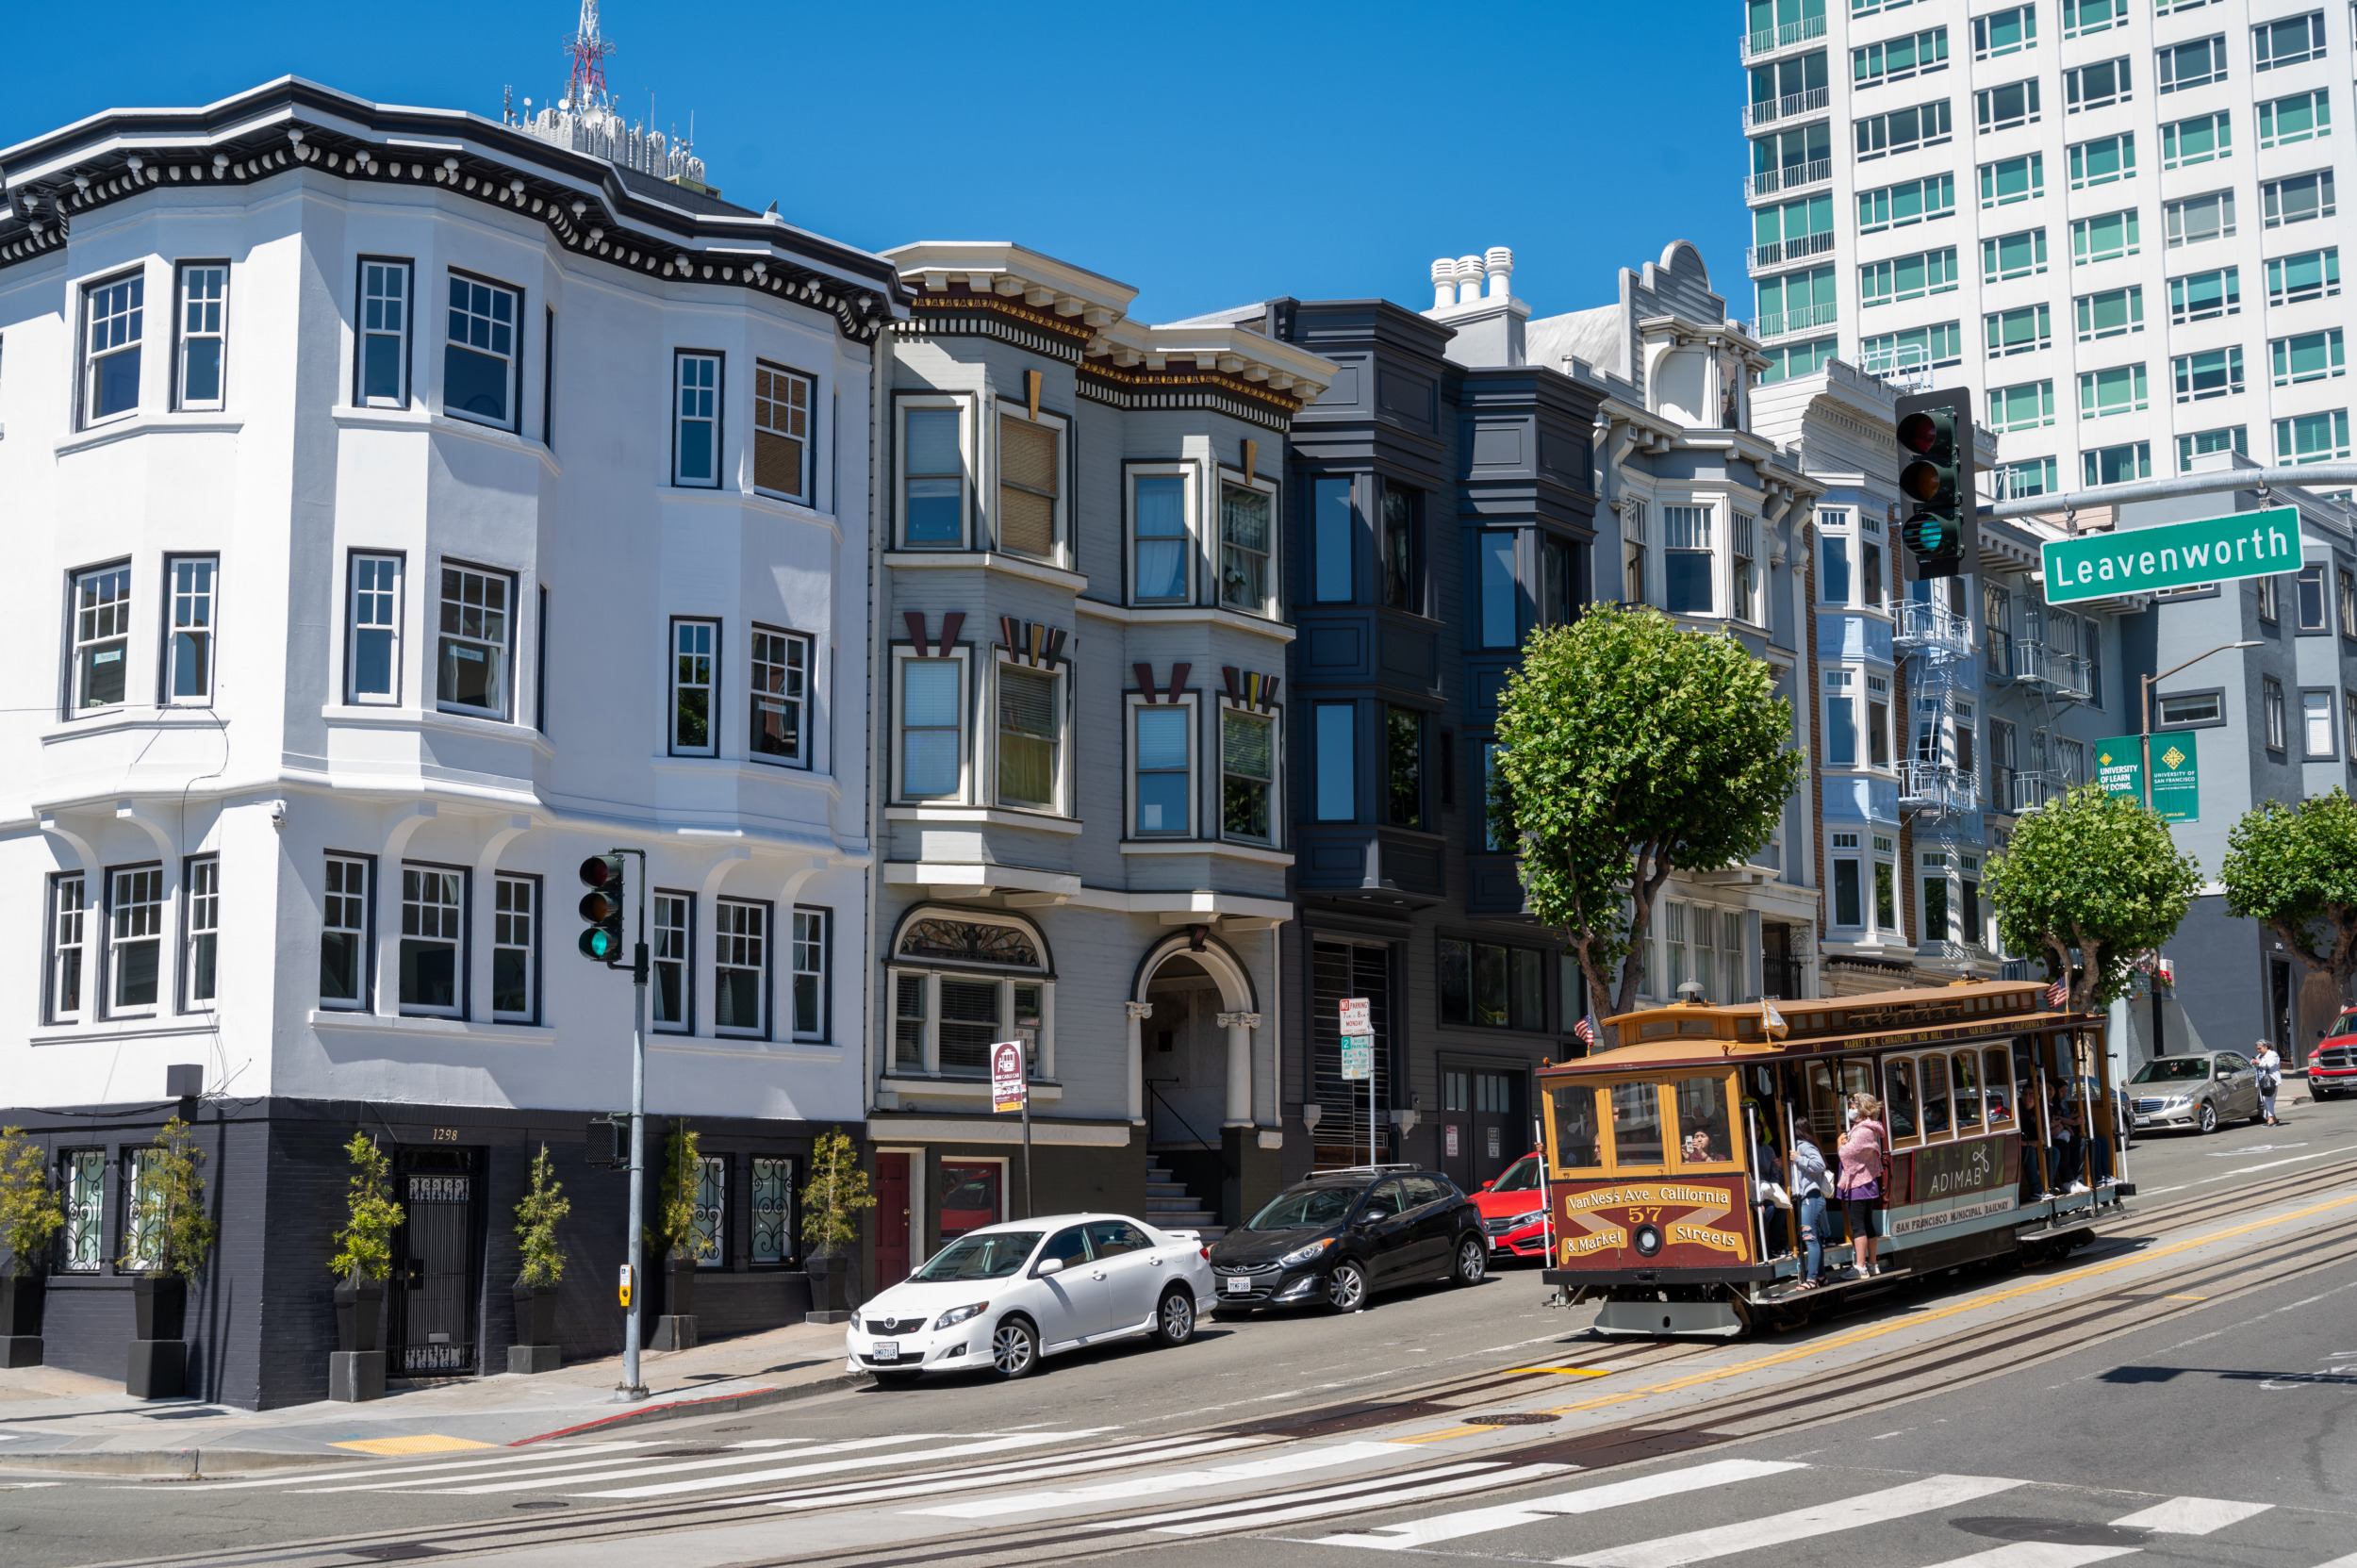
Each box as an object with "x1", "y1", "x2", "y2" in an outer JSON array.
[{"x1": 616, "y1": 849, "x2": 650, "y2": 1402}]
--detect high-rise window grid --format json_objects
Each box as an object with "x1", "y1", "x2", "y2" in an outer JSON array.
[
  {"x1": 2268, "y1": 248, "x2": 2341, "y2": 305},
  {"x1": 2271, "y1": 328, "x2": 2346, "y2": 385},
  {"x1": 2072, "y1": 209, "x2": 2140, "y2": 264},
  {"x1": 2252, "y1": 10, "x2": 2326, "y2": 71},
  {"x1": 1977, "y1": 76, "x2": 2040, "y2": 131},
  {"x1": 2168, "y1": 267, "x2": 2240, "y2": 323},
  {"x1": 2258, "y1": 90, "x2": 2332, "y2": 148},
  {"x1": 2160, "y1": 111, "x2": 2233, "y2": 169},
  {"x1": 2062, "y1": 58, "x2": 2128, "y2": 112}
]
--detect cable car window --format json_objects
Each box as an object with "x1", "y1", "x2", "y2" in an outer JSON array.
[
  {"x1": 1609, "y1": 1081, "x2": 1665, "y2": 1167},
  {"x1": 1887, "y1": 1057, "x2": 1920, "y2": 1145},
  {"x1": 1839, "y1": 1059, "x2": 1876, "y2": 1106},
  {"x1": 1805, "y1": 1061, "x2": 1846, "y2": 1147},
  {"x1": 1920, "y1": 1054, "x2": 1951, "y2": 1140},
  {"x1": 1953, "y1": 1050, "x2": 1984, "y2": 1131},
  {"x1": 1673, "y1": 1075, "x2": 1737, "y2": 1166},
  {"x1": 1983, "y1": 1048, "x2": 2015, "y2": 1126},
  {"x1": 1549, "y1": 1083, "x2": 1605, "y2": 1172}
]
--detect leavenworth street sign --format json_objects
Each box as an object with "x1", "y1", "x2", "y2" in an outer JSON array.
[
  {"x1": 2096, "y1": 732, "x2": 2200, "y2": 821},
  {"x1": 2041, "y1": 506, "x2": 2300, "y2": 605}
]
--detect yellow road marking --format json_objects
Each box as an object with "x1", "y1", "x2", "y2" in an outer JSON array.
[
  {"x1": 1399, "y1": 1189, "x2": 2357, "y2": 1444},
  {"x1": 1503, "y1": 1367, "x2": 1613, "y2": 1377},
  {"x1": 2164, "y1": 1294, "x2": 2208, "y2": 1301},
  {"x1": 330, "y1": 1434, "x2": 498, "y2": 1455}
]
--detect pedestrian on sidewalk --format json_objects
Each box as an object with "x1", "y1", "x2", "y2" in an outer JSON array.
[
  {"x1": 2255, "y1": 1039, "x2": 2284, "y2": 1125},
  {"x1": 1837, "y1": 1095, "x2": 1887, "y2": 1278},
  {"x1": 1789, "y1": 1134, "x2": 1833, "y2": 1289}
]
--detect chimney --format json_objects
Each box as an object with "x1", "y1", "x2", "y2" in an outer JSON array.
[
  {"x1": 1430, "y1": 258, "x2": 1455, "y2": 310},
  {"x1": 1455, "y1": 254, "x2": 1486, "y2": 305},
  {"x1": 1485, "y1": 246, "x2": 1514, "y2": 300}
]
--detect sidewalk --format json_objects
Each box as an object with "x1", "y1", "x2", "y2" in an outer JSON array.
[{"x1": 0, "y1": 1320, "x2": 865, "y2": 1476}]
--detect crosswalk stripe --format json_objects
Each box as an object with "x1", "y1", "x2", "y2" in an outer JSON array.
[
  {"x1": 1154, "y1": 1463, "x2": 1575, "y2": 1536},
  {"x1": 308, "y1": 1433, "x2": 942, "y2": 1495},
  {"x1": 189, "y1": 1441, "x2": 656, "y2": 1491},
  {"x1": 1910, "y1": 1546, "x2": 2141, "y2": 1568},
  {"x1": 909, "y1": 1441, "x2": 1412, "y2": 1520},
  {"x1": 1085, "y1": 1462, "x2": 1507, "y2": 1531},
  {"x1": 2108, "y1": 1495, "x2": 2273, "y2": 1535},
  {"x1": 1556, "y1": 1474, "x2": 2030, "y2": 1567},
  {"x1": 1312, "y1": 1459, "x2": 1805, "y2": 1550},
  {"x1": 570, "y1": 1430, "x2": 1100, "y2": 1500},
  {"x1": 765, "y1": 1439, "x2": 1265, "y2": 1511}
]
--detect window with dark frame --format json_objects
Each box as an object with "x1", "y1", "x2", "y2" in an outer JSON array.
[
  {"x1": 83, "y1": 272, "x2": 144, "y2": 423},
  {"x1": 902, "y1": 404, "x2": 964, "y2": 546},
  {"x1": 997, "y1": 663, "x2": 1060, "y2": 810},
  {"x1": 899, "y1": 657, "x2": 963, "y2": 799},
  {"x1": 754, "y1": 361, "x2": 812, "y2": 502},
  {"x1": 651, "y1": 892, "x2": 691, "y2": 1030},
  {"x1": 792, "y1": 908, "x2": 828, "y2": 1039},
  {"x1": 444, "y1": 272, "x2": 519, "y2": 428},
  {"x1": 164, "y1": 555, "x2": 218, "y2": 705},
  {"x1": 349, "y1": 554, "x2": 403, "y2": 704},
  {"x1": 1312, "y1": 477, "x2": 1355, "y2": 603},
  {"x1": 1439, "y1": 936, "x2": 1545, "y2": 1031},
  {"x1": 2299, "y1": 564, "x2": 2329, "y2": 628},
  {"x1": 1221, "y1": 483, "x2": 1273, "y2": 613},
  {"x1": 717, "y1": 899, "x2": 768, "y2": 1035},
  {"x1": 1477, "y1": 529, "x2": 1518, "y2": 647},
  {"x1": 1131, "y1": 471, "x2": 1189, "y2": 604},
  {"x1": 175, "y1": 263, "x2": 227, "y2": 411},
  {"x1": 671, "y1": 619, "x2": 717, "y2": 755},
  {"x1": 72, "y1": 563, "x2": 132, "y2": 713},
  {"x1": 359, "y1": 259, "x2": 411, "y2": 407},
  {"x1": 49, "y1": 874, "x2": 87, "y2": 1022},
  {"x1": 1383, "y1": 484, "x2": 1421, "y2": 612},
  {"x1": 1314, "y1": 701, "x2": 1356, "y2": 822},
  {"x1": 107, "y1": 865, "x2": 163, "y2": 1012},
  {"x1": 321, "y1": 854, "x2": 371, "y2": 1005},
  {"x1": 674, "y1": 352, "x2": 721, "y2": 487},
  {"x1": 1133, "y1": 701, "x2": 1191, "y2": 835},
  {"x1": 60, "y1": 1151, "x2": 103, "y2": 1272},
  {"x1": 2303, "y1": 689, "x2": 2336, "y2": 757},
  {"x1": 997, "y1": 413, "x2": 1059, "y2": 559},
  {"x1": 2264, "y1": 675, "x2": 2289, "y2": 750},
  {"x1": 751, "y1": 1157, "x2": 793, "y2": 1265},
  {"x1": 1388, "y1": 706, "x2": 1426, "y2": 830},
  {"x1": 400, "y1": 865, "x2": 464, "y2": 1015},
  {"x1": 750, "y1": 627, "x2": 810, "y2": 765},
  {"x1": 1222, "y1": 706, "x2": 1277, "y2": 844},
  {"x1": 492, "y1": 873, "x2": 537, "y2": 1020},
  {"x1": 437, "y1": 563, "x2": 513, "y2": 717}
]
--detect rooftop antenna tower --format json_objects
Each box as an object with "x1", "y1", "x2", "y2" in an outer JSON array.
[
  {"x1": 563, "y1": 0, "x2": 614, "y2": 109},
  {"x1": 520, "y1": 0, "x2": 707, "y2": 187}
]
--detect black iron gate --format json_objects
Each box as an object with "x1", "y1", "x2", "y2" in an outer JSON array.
[{"x1": 393, "y1": 1147, "x2": 481, "y2": 1375}]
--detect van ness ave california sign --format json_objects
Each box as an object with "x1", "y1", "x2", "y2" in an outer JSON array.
[{"x1": 2040, "y1": 505, "x2": 2301, "y2": 604}]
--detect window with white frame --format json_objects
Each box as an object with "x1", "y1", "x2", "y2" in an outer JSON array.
[
  {"x1": 900, "y1": 400, "x2": 967, "y2": 546},
  {"x1": 887, "y1": 912, "x2": 1053, "y2": 1080},
  {"x1": 671, "y1": 619, "x2": 717, "y2": 755},
  {"x1": 1220, "y1": 481, "x2": 1275, "y2": 614},
  {"x1": 1222, "y1": 705, "x2": 1277, "y2": 845},
  {"x1": 898, "y1": 652, "x2": 966, "y2": 800},
  {"x1": 791, "y1": 907, "x2": 828, "y2": 1039},
  {"x1": 358, "y1": 258, "x2": 412, "y2": 407},
  {"x1": 997, "y1": 410, "x2": 1061, "y2": 560},
  {"x1": 1132, "y1": 699, "x2": 1194, "y2": 837},
  {"x1": 1623, "y1": 500, "x2": 1647, "y2": 603},
  {"x1": 1130, "y1": 468, "x2": 1193, "y2": 604},
  {"x1": 436, "y1": 563, "x2": 512, "y2": 718},
  {"x1": 673, "y1": 351, "x2": 721, "y2": 487},
  {"x1": 2302, "y1": 689, "x2": 2336, "y2": 756},
  {"x1": 995, "y1": 661, "x2": 1062, "y2": 811},
  {"x1": 175, "y1": 262, "x2": 227, "y2": 410},
  {"x1": 321, "y1": 854, "x2": 371, "y2": 1006},
  {"x1": 1867, "y1": 672, "x2": 1892, "y2": 767},
  {"x1": 108, "y1": 865, "x2": 163, "y2": 1012},
  {"x1": 1831, "y1": 831, "x2": 1864, "y2": 926},
  {"x1": 1663, "y1": 504, "x2": 1713, "y2": 615},
  {"x1": 1732, "y1": 514, "x2": 1758, "y2": 622},
  {"x1": 60, "y1": 1151, "x2": 103, "y2": 1273},
  {"x1": 71, "y1": 563, "x2": 132, "y2": 713},
  {"x1": 49, "y1": 873, "x2": 87, "y2": 1022},
  {"x1": 2253, "y1": 8, "x2": 2326, "y2": 70},
  {"x1": 184, "y1": 854, "x2": 218, "y2": 1009},
  {"x1": 492, "y1": 873, "x2": 536, "y2": 1021},
  {"x1": 164, "y1": 555, "x2": 217, "y2": 704},
  {"x1": 1824, "y1": 669, "x2": 1858, "y2": 765},
  {"x1": 2264, "y1": 675, "x2": 2289, "y2": 750},
  {"x1": 83, "y1": 272, "x2": 144, "y2": 424},
  {"x1": 717, "y1": 898, "x2": 768, "y2": 1036},
  {"x1": 1821, "y1": 512, "x2": 1852, "y2": 603},
  {"x1": 349, "y1": 553, "x2": 403, "y2": 704},
  {"x1": 750, "y1": 626, "x2": 810, "y2": 766},
  {"x1": 1873, "y1": 834, "x2": 1898, "y2": 928},
  {"x1": 893, "y1": 972, "x2": 928, "y2": 1074},
  {"x1": 444, "y1": 272, "x2": 519, "y2": 428},
  {"x1": 753, "y1": 360, "x2": 813, "y2": 502},
  {"x1": 651, "y1": 891, "x2": 692, "y2": 1030},
  {"x1": 400, "y1": 865, "x2": 463, "y2": 1015}
]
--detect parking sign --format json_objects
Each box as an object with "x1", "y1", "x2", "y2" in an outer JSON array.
[{"x1": 991, "y1": 1041, "x2": 1028, "y2": 1114}]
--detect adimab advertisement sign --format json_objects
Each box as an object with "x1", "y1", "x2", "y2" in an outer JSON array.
[{"x1": 2042, "y1": 506, "x2": 2300, "y2": 604}]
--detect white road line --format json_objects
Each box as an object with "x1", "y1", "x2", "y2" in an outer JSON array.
[
  {"x1": 1089, "y1": 1463, "x2": 1506, "y2": 1531},
  {"x1": 1555, "y1": 1474, "x2": 2030, "y2": 1567},
  {"x1": 570, "y1": 1430, "x2": 1102, "y2": 1500},
  {"x1": 1153, "y1": 1464, "x2": 1573, "y2": 1536},
  {"x1": 765, "y1": 1439, "x2": 1265, "y2": 1511},
  {"x1": 1312, "y1": 1459, "x2": 1805, "y2": 1550},
  {"x1": 318, "y1": 1433, "x2": 942, "y2": 1495},
  {"x1": 1909, "y1": 1546, "x2": 2140, "y2": 1568},
  {"x1": 189, "y1": 1440, "x2": 656, "y2": 1491},
  {"x1": 908, "y1": 1441, "x2": 1409, "y2": 1519},
  {"x1": 2109, "y1": 1494, "x2": 2274, "y2": 1534}
]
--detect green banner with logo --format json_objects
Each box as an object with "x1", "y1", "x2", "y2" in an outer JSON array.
[
  {"x1": 2042, "y1": 506, "x2": 2299, "y2": 604},
  {"x1": 2095, "y1": 733, "x2": 2199, "y2": 821}
]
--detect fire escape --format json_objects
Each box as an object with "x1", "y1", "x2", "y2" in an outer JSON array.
[{"x1": 1893, "y1": 593, "x2": 1986, "y2": 971}]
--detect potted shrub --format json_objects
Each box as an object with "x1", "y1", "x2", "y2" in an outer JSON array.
[
  {"x1": 0, "y1": 1128, "x2": 64, "y2": 1364},
  {"x1": 651, "y1": 1123, "x2": 704, "y2": 1326},
  {"x1": 511, "y1": 1143, "x2": 569, "y2": 1357},
  {"x1": 799, "y1": 1129, "x2": 873, "y2": 1324},
  {"x1": 123, "y1": 1118, "x2": 216, "y2": 1396},
  {"x1": 328, "y1": 1133, "x2": 402, "y2": 1355}
]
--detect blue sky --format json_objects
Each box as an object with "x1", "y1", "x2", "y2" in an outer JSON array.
[{"x1": 4, "y1": 1, "x2": 1749, "y2": 325}]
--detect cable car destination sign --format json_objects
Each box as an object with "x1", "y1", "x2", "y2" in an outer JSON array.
[{"x1": 2041, "y1": 505, "x2": 2299, "y2": 604}]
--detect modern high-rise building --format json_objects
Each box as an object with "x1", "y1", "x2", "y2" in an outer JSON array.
[{"x1": 1743, "y1": 0, "x2": 2356, "y2": 492}]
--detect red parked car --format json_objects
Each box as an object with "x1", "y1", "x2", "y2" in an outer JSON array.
[
  {"x1": 2314, "y1": 1009, "x2": 2357, "y2": 1099},
  {"x1": 1470, "y1": 1151, "x2": 1551, "y2": 1262}
]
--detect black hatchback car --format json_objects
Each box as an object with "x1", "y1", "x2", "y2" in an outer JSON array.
[{"x1": 1206, "y1": 1166, "x2": 1487, "y2": 1313}]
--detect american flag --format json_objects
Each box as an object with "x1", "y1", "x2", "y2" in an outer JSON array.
[
  {"x1": 1573, "y1": 1015, "x2": 1596, "y2": 1047},
  {"x1": 2046, "y1": 976, "x2": 2069, "y2": 1008}
]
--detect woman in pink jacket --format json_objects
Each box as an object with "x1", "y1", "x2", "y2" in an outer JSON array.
[{"x1": 1838, "y1": 1094, "x2": 1888, "y2": 1278}]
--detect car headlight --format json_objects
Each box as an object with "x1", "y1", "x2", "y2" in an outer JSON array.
[
  {"x1": 1278, "y1": 1238, "x2": 1335, "y2": 1268},
  {"x1": 931, "y1": 1302, "x2": 989, "y2": 1329},
  {"x1": 2164, "y1": 1095, "x2": 2190, "y2": 1107}
]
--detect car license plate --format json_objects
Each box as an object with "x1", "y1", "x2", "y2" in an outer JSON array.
[
  {"x1": 872, "y1": 1341, "x2": 899, "y2": 1362},
  {"x1": 1224, "y1": 1275, "x2": 1252, "y2": 1295}
]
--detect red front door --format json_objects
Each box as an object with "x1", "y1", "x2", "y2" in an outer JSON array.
[{"x1": 875, "y1": 1153, "x2": 911, "y2": 1289}]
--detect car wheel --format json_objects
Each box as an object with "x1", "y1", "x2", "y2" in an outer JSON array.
[
  {"x1": 1327, "y1": 1260, "x2": 1369, "y2": 1312},
  {"x1": 1154, "y1": 1288, "x2": 1195, "y2": 1347},
  {"x1": 871, "y1": 1369, "x2": 923, "y2": 1388},
  {"x1": 2199, "y1": 1101, "x2": 2218, "y2": 1134},
  {"x1": 989, "y1": 1317, "x2": 1041, "y2": 1379},
  {"x1": 1452, "y1": 1235, "x2": 1487, "y2": 1286}
]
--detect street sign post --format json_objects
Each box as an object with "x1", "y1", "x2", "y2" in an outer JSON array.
[
  {"x1": 2041, "y1": 506, "x2": 2299, "y2": 604},
  {"x1": 991, "y1": 1040, "x2": 1032, "y2": 1218},
  {"x1": 1339, "y1": 998, "x2": 1373, "y2": 1168},
  {"x1": 2096, "y1": 732, "x2": 2200, "y2": 820}
]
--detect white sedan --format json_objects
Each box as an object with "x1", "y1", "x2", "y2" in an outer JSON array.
[{"x1": 844, "y1": 1213, "x2": 1214, "y2": 1381}]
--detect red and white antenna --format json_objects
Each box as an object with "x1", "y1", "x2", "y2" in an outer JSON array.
[{"x1": 562, "y1": 0, "x2": 613, "y2": 108}]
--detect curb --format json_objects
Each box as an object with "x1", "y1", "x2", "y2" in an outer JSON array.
[
  {"x1": 512, "y1": 1370, "x2": 874, "y2": 1444},
  {"x1": 0, "y1": 1448, "x2": 365, "y2": 1479}
]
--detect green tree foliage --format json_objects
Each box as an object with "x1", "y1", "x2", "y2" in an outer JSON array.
[
  {"x1": 0, "y1": 1129, "x2": 64, "y2": 1277},
  {"x1": 799, "y1": 1129, "x2": 875, "y2": 1257},
  {"x1": 1986, "y1": 784, "x2": 2204, "y2": 1013},
  {"x1": 329, "y1": 1132, "x2": 404, "y2": 1280},
  {"x1": 123, "y1": 1118, "x2": 218, "y2": 1280},
  {"x1": 2222, "y1": 787, "x2": 2357, "y2": 1002},
  {"x1": 514, "y1": 1143, "x2": 570, "y2": 1289},
  {"x1": 1492, "y1": 605, "x2": 1806, "y2": 1019},
  {"x1": 651, "y1": 1122, "x2": 704, "y2": 1262}
]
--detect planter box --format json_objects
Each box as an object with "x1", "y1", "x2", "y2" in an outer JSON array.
[
  {"x1": 133, "y1": 1276, "x2": 186, "y2": 1342},
  {"x1": 0, "y1": 1273, "x2": 46, "y2": 1338},
  {"x1": 329, "y1": 1350, "x2": 385, "y2": 1402},
  {"x1": 126, "y1": 1339, "x2": 186, "y2": 1399},
  {"x1": 512, "y1": 1283, "x2": 558, "y2": 1352},
  {"x1": 665, "y1": 1257, "x2": 698, "y2": 1318},
  {"x1": 334, "y1": 1277, "x2": 385, "y2": 1355},
  {"x1": 806, "y1": 1254, "x2": 855, "y2": 1325}
]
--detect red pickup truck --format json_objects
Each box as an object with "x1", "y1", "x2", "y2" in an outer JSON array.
[{"x1": 2314, "y1": 1009, "x2": 2357, "y2": 1099}]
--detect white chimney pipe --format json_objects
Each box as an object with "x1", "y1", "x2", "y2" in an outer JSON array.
[
  {"x1": 1486, "y1": 246, "x2": 1514, "y2": 300},
  {"x1": 1430, "y1": 258, "x2": 1454, "y2": 310},
  {"x1": 1455, "y1": 254, "x2": 1485, "y2": 305}
]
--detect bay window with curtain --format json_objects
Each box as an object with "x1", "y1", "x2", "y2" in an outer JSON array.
[
  {"x1": 996, "y1": 662, "x2": 1061, "y2": 810},
  {"x1": 1130, "y1": 468, "x2": 1192, "y2": 604}
]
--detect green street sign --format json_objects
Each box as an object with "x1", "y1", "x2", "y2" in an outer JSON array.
[
  {"x1": 2094, "y1": 732, "x2": 2200, "y2": 821},
  {"x1": 2042, "y1": 505, "x2": 2299, "y2": 604},
  {"x1": 1341, "y1": 1035, "x2": 1374, "y2": 1081}
]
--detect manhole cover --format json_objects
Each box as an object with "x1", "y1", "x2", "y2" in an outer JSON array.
[
  {"x1": 1463, "y1": 1412, "x2": 1560, "y2": 1426},
  {"x1": 511, "y1": 1501, "x2": 569, "y2": 1510},
  {"x1": 1953, "y1": 1517, "x2": 2149, "y2": 1547}
]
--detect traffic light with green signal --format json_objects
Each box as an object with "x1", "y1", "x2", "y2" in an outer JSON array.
[
  {"x1": 578, "y1": 853, "x2": 626, "y2": 964},
  {"x1": 1893, "y1": 388, "x2": 1977, "y2": 580}
]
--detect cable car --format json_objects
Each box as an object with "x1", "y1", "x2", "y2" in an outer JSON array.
[{"x1": 1537, "y1": 979, "x2": 2128, "y2": 1337}]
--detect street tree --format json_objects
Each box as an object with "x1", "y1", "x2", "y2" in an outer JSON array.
[
  {"x1": 1492, "y1": 604, "x2": 1805, "y2": 1021},
  {"x1": 2221, "y1": 786, "x2": 2357, "y2": 1013},
  {"x1": 1985, "y1": 784, "x2": 2203, "y2": 1014}
]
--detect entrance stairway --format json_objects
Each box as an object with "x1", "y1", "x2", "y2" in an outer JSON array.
[{"x1": 1144, "y1": 1157, "x2": 1227, "y2": 1243}]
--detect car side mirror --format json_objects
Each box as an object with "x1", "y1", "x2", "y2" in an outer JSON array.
[
  {"x1": 1479, "y1": 1180, "x2": 1496, "y2": 1191},
  {"x1": 1035, "y1": 1257, "x2": 1064, "y2": 1277}
]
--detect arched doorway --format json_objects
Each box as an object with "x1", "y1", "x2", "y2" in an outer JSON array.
[
  {"x1": 1129, "y1": 934, "x2": 1261, "y2": 1230},
  {"x1": 1144, "y1": 955, "x2": 1226, "y2": 1151}
]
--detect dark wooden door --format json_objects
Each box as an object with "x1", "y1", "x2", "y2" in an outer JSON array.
[{"x1": 875, "y1": 1154, "x2": 910, "y2": 1289}]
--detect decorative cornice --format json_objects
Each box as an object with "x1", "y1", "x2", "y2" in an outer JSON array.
[{"x1": 1077, "y1": 366, "x2": 1304, "y2": 432}]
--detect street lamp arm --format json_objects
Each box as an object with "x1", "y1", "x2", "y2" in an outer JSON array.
[{"x1": 2151, "y1": 639, "x2": 2263, "y2": 688}]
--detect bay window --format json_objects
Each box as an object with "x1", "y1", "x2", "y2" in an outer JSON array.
[
  {"x1": 1133, "y1": 700, "x2": 1193, "y2": 836},
  {"x1": 1130, "y1": 469, "x2": 1192, "y2": 604}
]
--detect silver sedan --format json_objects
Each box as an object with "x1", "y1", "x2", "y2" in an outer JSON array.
[{"x1": 2128, "y1": 1052, "x2": 2262, "y2": 1134}]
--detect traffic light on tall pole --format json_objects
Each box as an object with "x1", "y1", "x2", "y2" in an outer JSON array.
[
  {"x1": 1893, "y1": 387, "x2": 1978, "y2": 580},
  {"x1": 578, "y1": 853, "x2": 626, "y2": 963}
]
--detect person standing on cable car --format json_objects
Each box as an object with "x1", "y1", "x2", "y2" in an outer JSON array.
[
  {"x1": 1837, "y1": 1094, "x2": 1887, "y2": 1278},
  {"x1": 1789, "y1": 1132, "x2": 1832, "y2": 1290}
]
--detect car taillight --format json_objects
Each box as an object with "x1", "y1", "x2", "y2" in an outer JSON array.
[{"x1": 1200, "y1": 1246, "x2": 1211, "y2": 1260}]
